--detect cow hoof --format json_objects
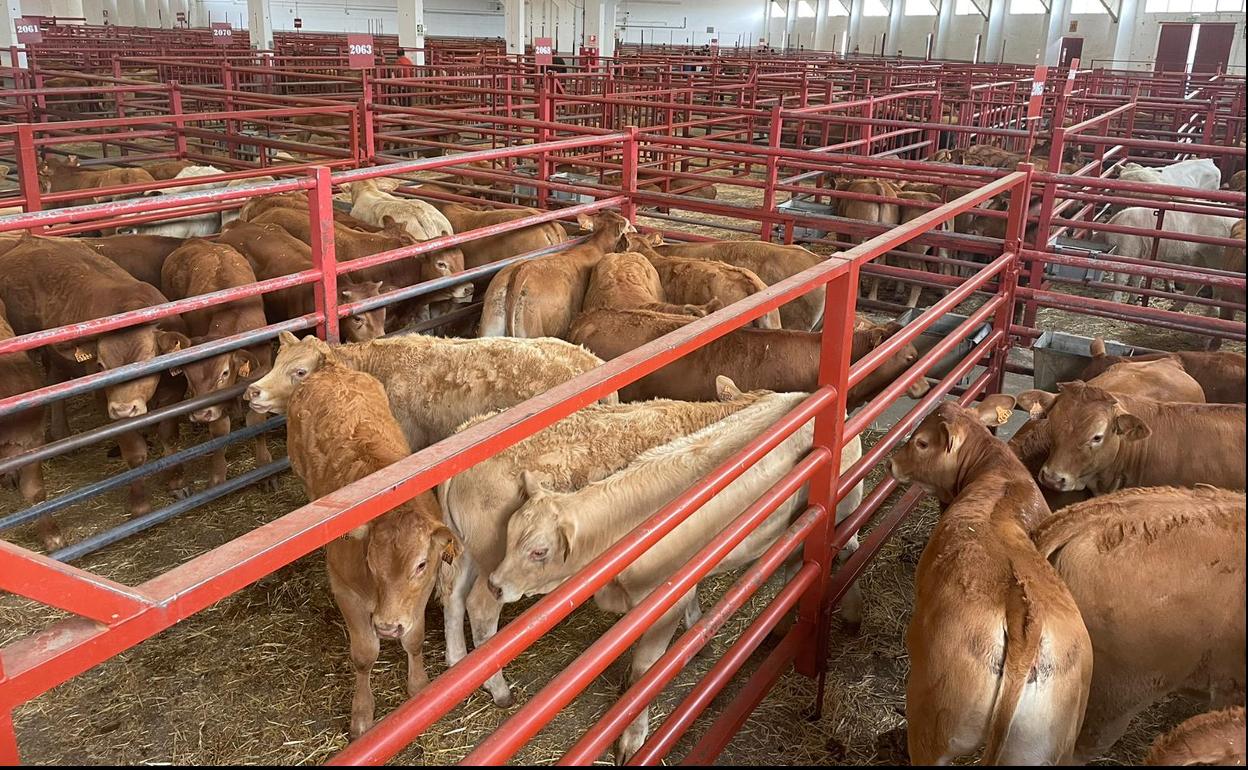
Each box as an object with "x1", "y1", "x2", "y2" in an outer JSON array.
[
  {"x1": 490, "y1": 690, "x2": 515, "y2": 709},
  {"x1": 840, "y1": 618, "x2": 863, "y2": 637},
  {"x1": 129, "y1": 501, "x2": 153, "y2": 518},
  {"x1": 41, "y1": 532, "x2": 67, "y2": 553},
  {"x1": 260, "y1": 476, "x2": 281, "y2": 493},
  {"x1": 169, "y1": 484, "x2": 193, "y2": 500}
]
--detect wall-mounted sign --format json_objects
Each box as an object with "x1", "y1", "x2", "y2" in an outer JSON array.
[
  {"x1": 15, "y1": 17, "x2": 43, "y2": 44},
  {"x1": 211, "y1": 22, "x2": 232, "y2": 45},
  {"x1": 1069, "y1": 20, "x2": 1078, "y2": 33},
  {"x1": 1027, "y1": 65, "x2": 1048, "y2": 120},
  {"x1": 587, "y1": 33, "x2": 597, "y2": 46},
  {"x1": 534, "y1": 37, "x2": 554, "y2": 66},
  {"x1": 347, "y1": 33, "x2": 375, "y2": 68},
  {"x1": 293, "y1": 17, "x2": 302, "y2": 29}
]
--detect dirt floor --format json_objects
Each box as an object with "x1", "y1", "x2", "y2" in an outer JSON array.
[{"x1": 1, "y1": 163, "x2": 1239, "y2": 765}]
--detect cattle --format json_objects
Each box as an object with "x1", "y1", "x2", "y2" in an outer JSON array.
[
  {"x1": 246, "y1": 332, "x2": 611, "y2": 450},
  {"x1": 642, "y1": 252, "x2": 780, "y2": 329},
  {"x1": 871, "y1": 190, "x2": 947, "y2": 308},
  {"x1": 1145, "y1": 707, "x2": 1246, "y2": 766},
  {"x1": 140, "y1": 159, "x2": 198, "y2": 181},
  {"x1": 160, "y1": 240, "x2": 272, "y2": 488},
  {"x1": 1102, "y1": 207, "x2": 1238, "y2": 307},
  {"x1": 237, "y1": 192, "x2": 382, "y2": 232},
  {"x1": 38, "y1": 155, "x2": 156, "y2": 206},
  {"x1": 1010, "y1": 356, "x2": 1208, "y2": 511},
  {"x1": 439, "y1": 381, "x2": 765, "y2": 707},
  {"x1": 1213, "y1": 219, "x2": 1245, "y2": 331},
  {"x1": 891, "y1": 398, "x2": 1092, "y2": 764},
  {"x1": 624, "y1": 234, "x2": 829, "y2": 331},
  {"x1": 248, "y1": 207, "x2": 471, "y2": 320},
  {"x1": 1016, "y1": 381, "x2": 1246, "y2": 495},
  {"x1": 424, "y1": 199, "x2": 567, "y2": 269},
  {"x1": 1230, "y1": 169, "x2": 1246, "y2": 193},
  {"x1": 1079, "y1": 337, "x2": 1246, "y2": 404},
  {"x1": 217, "y1": 221, "x2": 386, "y2": 342},
  {"x1": 477, "y1": 210, "x2": 635, "y2": 338},
  {"x1": 80, "y1": 235, "x2": 186, "y2": 288},
  {"x1": 489, "y1": 387, "x2": 864, "y2": 762},
  {"x1": 344, "y1": 177, "x2": 455, "y2": 242},
  {"x1": 1034, "y1": 487, "x2": 1245, "y2": 762},
  {"x1": 1116, "y1": 158, "x2": 1222, "y2": 191},
  {"x1": 961, "y1": 144, "x2": 1076, "y2": 173},
  {"x1": 120, "y1": 165, "x2": 228, "y2": 238},
  {"x1": 569, "y1": 308, "x2": 931, "y2": 407},
  {"x1": 583, "y1": 251, "x2": 716, "y2": 317},
  {"x1": 0, "y1": 235, "x2": 190, "y2": 515},
  {"x1": 0, "y1": 296, "x2": 53, "y2": 550},
  {"x1": 282, "y1": 355, "x2": 455, "y2": 739}
]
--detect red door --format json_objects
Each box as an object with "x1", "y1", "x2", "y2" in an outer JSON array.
[
  {"x1": 1192, "y1": 23, "x2": 1236, "y2": 73},
  {"x1": 1155, "y1": 24, "x2": 1193, "y2": 72},
  {"x1": 1059, "y1": 37, "x2": 1083, "y2": 68}
]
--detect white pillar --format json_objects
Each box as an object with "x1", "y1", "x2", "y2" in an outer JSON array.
[
  {"x1": 814, "y1": 0, "x2": 830, "y2": 49},
  {"x1": 247, "y1": 0, "x2": 273, "y2": 50},
  {"x1": 84, "y1": 0, "x2": 105, "y2": 24},
  {"x1": 584, "y1": 0, "x2": 614, "y2": 55},
  {"x1": 116, "y1": 0, "x2": 136, "y2": 26},
  {"x1": 1043, "y1": 0, "x2": 1071, "y2": 65},
  {"x1": 1112, "y1": 0, "x2": 1139, "y2": 67},
  {"x1": 885, "y1": 0, "x2": 904, "y2": 55},
  {"x1": 785, "y1": 0, "x2": 798, "y2": 48},
  {"x1": 984, "y1": 0, "x2": 1007, "y2": 63},
  {"x1": 1, "y1": 0, "x2": 23, "y2": 68},
  {"x1": 602, "y1": 0, "x2": 617, "y2": 57},
  {"x1": 847, "y1": 0, "x2": 863, "y2": 53},
  {"x1": 505, "y1": 0, "x2": 525, "y2": 56},
  {"x1": 934, "y1": 0, "x2": 954, "y2": 58},
  {"x1": 398, "y1": 0, "x2": 427, "y2": 65}
]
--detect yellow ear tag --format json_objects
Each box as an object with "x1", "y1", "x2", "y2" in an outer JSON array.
[
  {"x1": 995, "y1": 406, "x2": 1012, "y2": 426},
  {"x1": 74, "y1": 349, "x2": 94, "y2": 363}
]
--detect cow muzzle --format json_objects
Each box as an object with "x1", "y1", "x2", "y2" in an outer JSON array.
[
  {"x1": 190, "y1": 406, "x2": 223, "y2": 424},
  {"x1": 108, "y1": 400, "x2": 148, "y2": 420},
  {"x1": 1038, "y1": 467, "x2": 1078, "y2": 492},
  {"x1": 373, "y1": 620, "x2": 404, "y2": 640},
  {"x1": 450, "y1": 282, "x2": 473, "y2": 302}
]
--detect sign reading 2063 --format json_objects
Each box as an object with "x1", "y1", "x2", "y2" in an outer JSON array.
[
  {"x1": 15, "y1": 18, "x2": 43, "y2": 44},
  {"x1": 347, "y1": 34, "x2": 375, "y2": 69}
]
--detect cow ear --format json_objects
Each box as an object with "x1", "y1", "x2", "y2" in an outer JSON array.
[
  {"x1": 974, "y1": 394, "x2": 1016, "y2": 426},
  {"x1": 1113, "y1": 411, "x2": 1151, "y2": 442},
  {"x1": 231, "y1": 349, "x2": 261, "y2": 379},
  {"x1": 0, "y1": 164, "x2": 9, "y2": 178},
  {"x1": 72, "y1": 341, "x2": 99, "y2": 363},
  {"x1": 381, "y1": 215, "x2": 398, "y2": 228},
  {"x1": 365, "y1": 280, "x2": 384, "y2": 294},
  {"x1": 940, "y1": 419, "x2": 967, "y2": 456},
  {"x1": 715, "y1": 375, "x2": 743, "y2": 401},
  {"x1": 645, "y1": 232, "x2": 663, "y2": 246},
  {"x1": 278, "y1": 331, "x2": 299, "y2": 347},
  {"x1": 1016, "y1": 389, "x2": 1056, "y2": 419},
  {"x1": 67, "y1": 154, "x2": 80, "y2": 166},
  {"x1": 1089, "y1": 337, "x2": 1107, "y2": 358},
  {"x1": 156, "y1": 330, "x2": 192, "y2": 354},
  {"x1": 576, "y1": 213, "x2": 595, "y2": 231},
  {"x1": 347, "y1": 523, "x2": 371, "y2": 540},
  {"x1": 556, "y1": 517, "x2": 575, "y2": 561},
  {"x1": 866, "y1": 326, "x2": 888, "y2": 347},
  {"x1": 431, "y1": 526, "x2": 460, "y2": 565},
  {"x1": 521, "y1": 470, "x2": 551, "y2": 498}
]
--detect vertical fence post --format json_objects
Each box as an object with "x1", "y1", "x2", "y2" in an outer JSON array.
[
  {"x1": 1023, "y1": 126, "x2": 1062, "y2": 330},
  {"x1": 359, "y1": 72, "x2": 375, "y2": 163},
  {"x1": 169, "y1": 83, "x2": 188, "y2": 159},
  {"x1": 621, "y1": 126, "x2": 639, "y2": 224},
  {"x1": 795, "y1": 262, "x2": 858, "y2": 684},
  {"x1": 15, "y1": 124, "x2": 43, "y2": 226},
  {"x1": 760, "y1": 105, "x2": 782, "y2": 243},
  {"x1": 536, "y1": 72, "x2": 553, "y2": 210},
  {"x1": 990, "y1": 165, "x2": 1034, "y2": 395},
  {"x1": 307, "y1": 166, "x2": 340, "y2": 344}
]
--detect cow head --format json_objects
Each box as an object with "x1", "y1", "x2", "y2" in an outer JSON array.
[
  {"x1": 621, "y1": 232, "x2": 663, "y2": 256},
  {"x1": 847, "y1": 322, "x2": 931, "y2": 409},
  {"x1": 246, "y1": 332, "x2": 331, "y2": 415},
  {"x1": 1016, "y1": 382, "x2": 1150, "y2": 492},
  {"x1": 169, "y1": 339, "x2": 263, "y2": 424},
  {"x1": 358, "y1": 503, "x2": 458, "y2": 640},
  {"x1": 890, "y1": 395, "x2": 1016, "y2": 500},
  {"x1": 339, "y1": 282, "x2": 388, "y2": 342},
  {"x1": 488, "y1": 470, "x2": 580, "y2": 604},
  {"x1": 58, "y1": 325, "x2": 187, "y2": 420},
  {"x1": 576, "y1": 210, "x2": 636, "y2": 250}
]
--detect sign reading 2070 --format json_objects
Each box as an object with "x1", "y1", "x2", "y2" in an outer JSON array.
[
  {"x1": 211, "y1": 22, "x2": 233, "y2": 44},
  {"x1": 15, "y1": 18, "x2": 43, "y2": 44},
  {"x1": 347, "y1": 34, "x2": 375, "y2": 69}
]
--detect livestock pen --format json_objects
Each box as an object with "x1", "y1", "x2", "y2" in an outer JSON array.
[{"x1": 0, "y1": 48, "x2": 1245, "y2": 765}]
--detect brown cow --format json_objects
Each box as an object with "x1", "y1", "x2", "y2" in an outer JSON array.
[
  {"x1": 477, "y1": 210, "x2": 635, "y2": 338},
  {"x1": 1228, "y1": 169, "x2": 1245, "y2": 193},
  {"x1": 425, "y1": 199, "x2": 567, "y2": 269},
  {"x1": 1146, "y1": 707, "x2": 1246, "y2": 766},
  {"x1": 871, "y1": 190, "x2": 947, "y2": 308},
  {"x1": 1213, "y1": 219, "x2": 1245, "y2": 334},
  {"x1": 80, "y1": 234, "x2": 186, "y2": 287},
  {"x1": 1016, "y1": 381, "x2": 1246, "y2": 495},
  {"x1": 160, "y1": 240, "x2": 273, "y2": 488},
  {"x1": 217, "y1": 221, "x2": 386, "y2": 343},
  {"x1": 282, "y1": 355, "x2": 455, "y2": 739},
  {"x1": 583, "y1": 251, "x2": 716, "y2": 317},
  {"x1": 0, "y1": 297, "x2": 53, "y2": 549},
  {"x1": 1079, "y1": 337, "x2": 1246, "y2": 403},
  {"x1": 1035, "y1": 487, "x2": 1245, "y2": 762},
  {"x1": 0, "y1": 235, "x2": 190, "y2": 514},
  {"x1": 37, "y1": 155, "x2": 156, "y2": 206},
  {"x1": 624, "y1": 234, "x2": 829, "y2": 331},
  {"x1": 237, "y1": 192, "x2": 382, "y2": 232},
  {"x1": 569, "y1": 308, "x2": 931, "y2": 407},
  {"x1": 644, "y1": 252, "x2": 781, "y2": 329},
  {"x1": 140, "y1": 159, "x2": 198, "y2": 181},
  {"x1": 891, "y1": 398, "x2": 1092, "y2": 765}
]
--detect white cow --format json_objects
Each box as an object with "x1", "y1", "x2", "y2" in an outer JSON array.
[
  {"x1": 344, "y1": 177, "x2": 453, "y2": 241},
  {"x1": 1105, "y1": 206, "x2": 1239, "y2": 308},
  {"x1": 122, "y1": 165, "x2": 228, "y2": 237},
  {"x1": 1117, "y1": 158, "x2": 1222, "y2": 191}
]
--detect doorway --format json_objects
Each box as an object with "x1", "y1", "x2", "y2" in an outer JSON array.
[
  {"x1": 1155, "y1": 22, "x2": 1238, "y2": 73},
  {"x1": 1059, "y1": 36, "x2": 1083, "y2": 68}
]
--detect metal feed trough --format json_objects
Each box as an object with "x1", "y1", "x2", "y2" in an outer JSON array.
[
  {"x1": 1031, "y1": 331, "x2": 1160, "y2": 392},
  {"x1": 775, "y1": 195, "x2": 836, "y2": 241},
  {"x1": 896, "y1": 308, "x2": 993, "y2": 386},
  {"x1": 1047, "y1": 236, "x2": 1116, "y2": 282}
]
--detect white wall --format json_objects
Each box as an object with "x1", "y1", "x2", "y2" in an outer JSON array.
[
  {"x1": 190, "y1": 0, "x2": 505, "y2": 37},
  {"x1": 20, "y1": 0, "x2": 86, "y2": 18}
]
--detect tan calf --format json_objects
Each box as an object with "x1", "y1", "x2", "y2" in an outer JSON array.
[
  {"x1": 1016, "y1": 381, "x2": 1246, "y2": 495},
  {"x1": 644, "y1": 252, "x2": 782, "y2": 329},
  {"x1": 160, "y1": 240, "x2": 273, "y2": 488},
  {"x1": 891, "y1": 398, "x2": 1092, "y2": 765},
  {"x1": 1079, "y1": 337, "x2": 1246, "y2": 404},
  {"x1": 583, "y1": 251, "x2": 717, "y2": 317},
  {"x1": 38, "y1": 155, "x2": 156, "y2": 205},
  {"x1": 344, "y1": 177, "x2": 454, "y2": 241},
  {"x1": 426, "y1": 199, "x2": 567, "y2": 269},
  {"x1": 569, "y1": 308, "x2": 930, "y2": 408},
  {"x1": 1035, "y1": 487, "x2": 1245, "y2": 762},
  {"x1": 283, "y1": 357, "x2": 455, "y2": 738},
  {"x1": 477, "y1": 210, "x2": 635, "y2": 338},
  {"x1": 1146, "y1": 707, "x2": 1246, "y2": 766},
  {"x1": 236, "y1": 191, "x2": 382, "y2": 232}
]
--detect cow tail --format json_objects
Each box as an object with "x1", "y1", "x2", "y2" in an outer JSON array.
[{"x1": 983, "y1": 562, "x2": 1045, "y2": 765}]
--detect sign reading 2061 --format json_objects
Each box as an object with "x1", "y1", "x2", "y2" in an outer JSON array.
[
  {"x1": 347, "y1": 34, "x2": 375, "y2": 69},
  {"x1": 15, "y1": 17, "x2": 43, "y2": 44}
]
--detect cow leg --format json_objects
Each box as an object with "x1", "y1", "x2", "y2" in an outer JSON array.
[
  {"x1": 443, "y1": 555, "x2": 477, "y2": 667},
  {"x1": 400, "y1": 579, "x2": 438, "y2": 698},
  {"x1": 616, "y1": 598, "x2": 686, "y2": 764},
  {"x1": 1073, "y1": 683, "x2": 1157, "y2": 764},
  {"x1": 45, "y1": 357, "x2": 72, "y2": 441},
  {"x1": 330, "y1": 580, "x2": 380, "y2": 739},
  {"x1": 904, "y1": 258, "x2": 924, "y2": 308},
  {"x1": 116, "y1": 429, "x2": 152, "y2": 517},
  {"x1": 1169, "y1": 280, "x2": 1204, "y2": 315},
  {"x1": 156, "y1": 417, "x2": 190, "y2": 499},
  {"x1": 19, "y1": 462, "x2": 61, "y2": 552},
  {"x1": 207, "y1": 414, "x2": 230, "y2": 488},
  {"x1": 466, "y1": 576, "x2": 514, "y2": 707},
  {"x1": 835, "y1": 480, "x2": 866, "y2": 632},
  {"x1": 246, "y1": 409, "x2": 277, "y2": 491}
]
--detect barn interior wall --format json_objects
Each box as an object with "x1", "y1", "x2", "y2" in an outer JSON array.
[{"x1": 14, "y1": 0, "x2": 1247, "y2": 71}]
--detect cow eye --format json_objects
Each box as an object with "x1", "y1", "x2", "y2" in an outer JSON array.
[
  {"x1": 529, "y1": 547, "x2": 549, "y2": 562},
  {"x1": 413, "y1": 559, "x2": 428, "y2": 574},
  {"x1": 292, "y1": 368, "x2": 308, "y2": 381},
  {"x1": 915, "y1": 438, "x2": 928, "y2": 450},
  {"x1": 1089, "y1": 434, "x2": 1104, "y2": 446}
]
